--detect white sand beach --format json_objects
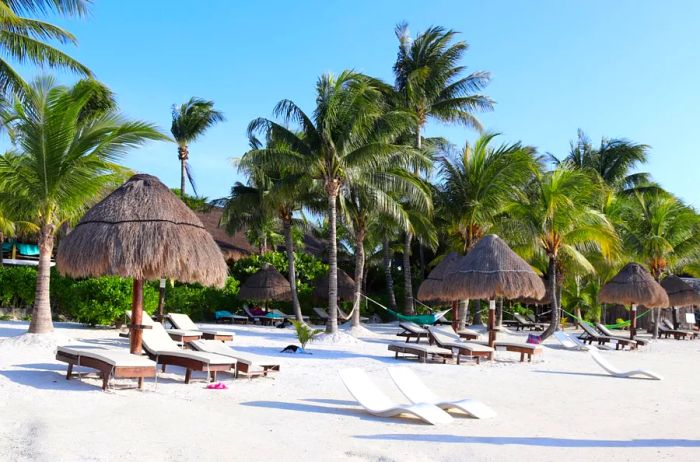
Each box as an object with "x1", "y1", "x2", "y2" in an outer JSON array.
[{"x1": 1, "y1": 320, "x2": 699, "y2": 462}]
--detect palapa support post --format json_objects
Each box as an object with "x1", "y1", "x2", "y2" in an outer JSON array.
[
  {"x1": 488, "y1": 299, "x2": 496, "y2": 348},
  {"x1": 451, "y1": 301, "x2": 459, "y2": 332},
  {"x1": 630, "y1": 303, "x2": 637, "y2": 340},
  {"x1": 157, "y1": 278, "x2": 166, "y2": 320},
  {"x1": 130, "y1": 279, "x2": 144, "y2": 354}
]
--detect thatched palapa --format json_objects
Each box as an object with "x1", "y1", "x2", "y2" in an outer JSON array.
[
  {"x1": 314, "y1": 268, "x2": 355, "y2": 301},
  {"x1": 598, "y1": 263, "x2": 668, "y2": 308},
  {"x1": 417, "y1": 252, "x2": 461, "y2": 302},
  {"x1": 57, "y1": 174, "x2": 228, "y2": 287},
  {"x1": 661, "y1": 275, "x2": 700, "y2": 307},
  {"x1": 238, "y1": 263, "x2": 291, "y2": 302},
  {"x1": 442, "y1": 235, "x2": 545, "y2": 301}
]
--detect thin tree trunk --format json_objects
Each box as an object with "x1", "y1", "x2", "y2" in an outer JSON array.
[
  {"x1": 383, "y1": 238, "x2": 397, "y2": 311},
  {"x1": 497, "y1": 297, "x2": 503, "y2": 327},
  {"x1": 0, "y1": 232, "x2": 4, "y2": 266},
  {"x1": 283, "y1": 218, "x2": 304, "y2": 323},
  {"x1": 403, "y1": 232, "x2": 414, "y2": 314},
  {"x1": 327, "y1": 192, "x2": 339, "y2": 334},
  {"x1": 180, "y1": 157, "x2": 187, "y2": 199},
  {"x1": 28, "y1": 224, "x2": 55, "y2": 334},
  {"x1": 539, "y1": 255, "x2": 559, "y2": 340},
  {"x1": 458, "y1": 299, "x2": 468, "y2": 329},
  {"x1": 351, "y1": 228, "x2": 365, "y2": 328},
  {"x1": 418, "y1": 244, "x2": 425, "y2": 280},
  {"x1": 471, "y1": 299, "x2": 482, "y2": 326}
]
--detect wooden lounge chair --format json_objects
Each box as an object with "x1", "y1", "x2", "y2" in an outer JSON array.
[
  {"x1": 595, "y1": 323, "x2": 649, "y2": 347},
  {"x1": 56, "y1": 345, "x2": 156, "y2": 390},
  {"x1": 396, "y1": 322, "x2": 429, "y2": 343},
  {"x1": 190, "y1": 339, "x2": 280, "y2": 378},
  {"x1": 387, "y1": 342, "x2": 453, "y2": 363},
  {"x1": 271, "y1": 308, "x2": 310, "y2": 323},
  {"x1": 513, "y1": 313, "x2": 544, "y2": 331},
  {"x1": 660, "y1": 319, "x2": 697, "y2": 339},
  {"x1": 141, "y1": 323, "x2": 236, "y2": 383},
  {"x1": 455, "y1": 328, "x2": 480, "y2": 341},
  {"x1": 215, "y1": 310, "x2": 248, "y2": 324},
  {"x1": 167, "y1": 313, "x2": 234, "y2": 341},
  {"x1": 242, "y1": 306, "x2": 282, "y2": 326},
  {"x1": 388, "y1": 366, "x2": 496, "y2": 419},
  {"x1": 338, "y1": 368, "x2": 453, "y2": 425},
  {"x1": 312, "y1": 307, "x2": 329, "y2": 324},
  {"x1": 579, "y1": 322, "x2": 637, "y2": 350},
  {"x1": 129, "y1": 311, "x2": 203, "y2": 344},
  {"x1": 485, "y1": 340, "x2": 543, "y2": 362},
  {"x1": 427, "y1": 327, "x2": 494, "y2": 364}
]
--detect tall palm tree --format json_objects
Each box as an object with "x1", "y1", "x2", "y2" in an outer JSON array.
[
  {"x1": 222, "y1": 176, "x2": 279, "y2": 254},
  {"x1": 170, "y1": 98, "x2": 224, "y2": 198},
  {"x1": 0, "y1": 77, "x2": 167, "y2": 333},
  {"x1": 612, "y1": 191, "x2": 700, "y2": 337},
  {"x1": 393, "y1": 23, "x2": 493, "y2": 313},
  {"x1": 507, "y1": 167, "x2": 619, "y2": 339},
  {"x1": 0, "y1": 0, "x2": 91, "y2": 97},
  {"x1": 243, "y1": 71, "x2": 416, "y2": 334},
  {"x1": 0, "y1": 205, "x2": 14, "y2": 266}
]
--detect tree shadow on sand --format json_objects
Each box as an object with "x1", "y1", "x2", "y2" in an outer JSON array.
[{"x1": 354, "y1": 434, "x2": 700, "y2": 448}]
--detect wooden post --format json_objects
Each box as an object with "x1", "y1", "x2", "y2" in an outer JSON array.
[
  {"x1": 157, "y1": 278, "x2": 166, "y2": 319},
  {"x1": 488, "y1": 299, "x2": 496, "y2": 348},
  {"x1": 130, "y1": 279, "x2": 144, "y2": 354},
  {"x1": 451, "y1": 300, "x2": 458, "y2": 332},
  {"x1": 630, "y1": 303, "x2": 637, "y2": 340}
]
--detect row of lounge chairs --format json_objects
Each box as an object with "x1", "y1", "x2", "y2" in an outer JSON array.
[{"x1": 339, "y1": 367, "x2": 496, "y2": 425}]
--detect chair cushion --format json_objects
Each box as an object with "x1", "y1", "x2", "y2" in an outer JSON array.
[{"x1": 58, "y1": 346, "x2": 156, "y2": 368}]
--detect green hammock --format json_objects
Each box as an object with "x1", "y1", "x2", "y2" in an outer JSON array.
[
  {"x1": 385, "y1": 308, "x2": 450, "y2": 325},
  {"x1": 560, "y1": 307, "x2": 650, "y2": 329}
]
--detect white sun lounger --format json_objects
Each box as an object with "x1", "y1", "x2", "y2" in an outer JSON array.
[
  {"x1": 190, "y1": 339, "x2": 280, "y2": 378},
  {"x1": 427, "y1": 327, "x2": 494, "y2": 364},
  {"x1": 338, "y1": 368, "x2": 453, "y2": 425},
  {"x1": 167, "y1": 313, "x2": 234, "y2": 341},
  {"x1": 130, "y1": 311, "x2": 203, "y2": 344},
  {"x1": 387, "y1": 366, "x2": 496, "y2": 419}
]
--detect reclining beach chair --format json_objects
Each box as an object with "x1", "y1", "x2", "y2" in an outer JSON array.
[
  {"x1": 579, "y1": 322, "x2": 637, "y2": 350},
  {"x1": 436, "y1": 326, "x2": 542, "y2": 362},
  {"x1": 215, "y1": 310, "x2": 249, "y2": 324},
  {"x1": 56, "y1": 345, "x2": 157, "y2": 390},
  {"x1": 513, "y1": 313, "x2": 544, "y2": 331},
  {"x1": 595, "y1": 323, "x2": 649, "y2": 346},
  {"x1": 396, "y1": 322, "x2": 429, "y2": 343},
  {"x1": 387, "y1": 342, "x2": 453, "y2": 363},
  {"x1": 133, "y1": 311, "x2": 203, "y2": 345},
  {"x1": 141, "y1": 323, "x2": 236, "y2": 383},
  {"x1": 427, "y1": 326, "x2": 494, "y2": 364},
  {"x1": 388, "y1": 366, "x2": 496, "y2": 419},
  {"x1": 660, "y1": 319, "x2": 697, "y2": 339},
  {"x1": 338, "y1": 368, "x2": 453, "y2": 425},
  {"x1": 553, "y1": 331, "x2": 587, "y2": 350},
  {"x1": 190, "y1": 339, "x2": 280, "y2": 378},
  {"x1": 455, "y1": 327, "x2": 481, "y2": 341},
  {"x1": 167, "y1": 313, "x2": 234, "y2": 341},
  {"x1": 271, "y1": 308, "x2": 310, "y2": 323},
  {"x1": 312, "y1": 307, "x2": 329, "y2": 324}
]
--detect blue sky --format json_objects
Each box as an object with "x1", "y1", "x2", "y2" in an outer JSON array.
[{"x1": 30, "y1": 0, "x2": 699, "y2": 207}]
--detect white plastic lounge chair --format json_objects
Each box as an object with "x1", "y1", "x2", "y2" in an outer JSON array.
[
  {"x1": 587, "y1": 345, "x2": 662, "y2": 380},
  {"x1": 387, "y1": 366, "x2": 496, "y2": 419},
  {"x1": 190, "y1": 339, "x2": 280, "y2": 378},
  {"x1": 553, "y1": 331, "x2": 587, "y2": 350},
  {"x1": 140, "y1": 322, "x2": 236, "y2": 383},
  {"x1": 167, "y1": 313, "x2": 234, "y2": 341},
  {"x1": 387, "y1": 342, "x2": 453, "y2": 363},
  {"x1": 56, "y1": 345, "x2": 156, "y2": 390},
  {"x1": 338, "y1": 368, "x2": 453, "y2": 425}
]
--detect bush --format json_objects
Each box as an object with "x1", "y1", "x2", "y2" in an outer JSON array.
[
  {"x1": 160, "y1": 276, "x2": 239, "y2": 322},
  {"x1": 0, "y1": 265, "x2": 37, "y2": 308}
]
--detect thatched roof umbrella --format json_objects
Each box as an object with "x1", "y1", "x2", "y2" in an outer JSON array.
[
  {"x1": 598, "y1": 263, "x2": 668, "y2": 339},
  {"x1": 661, "y1": 275, "x2": 700, "y2": 307},
  {"x1": 417, "y1": 252, "x2": 461, "y2": 302},
  {"x1": 443, "y1": 235, "x2": 545, "y2": 347},
  {"x1": 313, "y1": 268, "x2": 355, "y2": 301},
  {"x1": 57, "y1": 174, "x2": 228, "y2": 354},
  {"x1": 238, "y1": 263, "x2": 291, "y2": 304}
]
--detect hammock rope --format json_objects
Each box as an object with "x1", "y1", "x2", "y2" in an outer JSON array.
[
  {"x1": 362, "y1": 294, "x2": 449, "y2": 325},
  {"x1": 559, "y1": 307, "x2": 650, "y2": 329}
]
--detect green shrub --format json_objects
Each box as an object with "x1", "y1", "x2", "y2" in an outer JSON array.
[
  {"x1": 160, "y1": 276, "x2": 239, "y2": 322},
  {"x1": 0, "y1": 265, "x2": 37, "y2": 308},
  {"x1": 291, "y1": 320, "x2": 322, "y2": 350}
]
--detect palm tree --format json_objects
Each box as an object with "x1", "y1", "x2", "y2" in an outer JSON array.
[
  {"x1": 507, "y1": 167, "x2": 619, "y2": 339},
  {"x1": 0, "y1": 206, "x2": 14, "y2": 266},
  {"x1": 0, "y1": 77, "x2": 167, "y2": 333},
  {"x1": 170, "y1": 98, "x2": 224, "y2": 198},
  {"x1": 613, "y1": 191, "x2": 700, "y2": 337},
  {"x1": 243, "y1": 71, "x2": 416, "y2": 334},
  {"x1": 0, "y1": 0, "x2": 91, "y2": 96},
  {"x1": 393, "y1": 22, "x2": 493, "y2": 313},
  {"x1": 222, "y1": 177, "x2": 279, "y2": 254}
]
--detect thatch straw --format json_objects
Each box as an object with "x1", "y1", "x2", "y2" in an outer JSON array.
[
  {"x1": 661, "y1": 274, "x2": 700, "y2": 307},
  {"x1": 417, "y1": 252, "x2": 461, "y2": 302},
  {"x1": 238, "y1": 263, "x2": 291, "y2": 301},
  {"x1": 442, "y1": 234, "x2": 545, "y2": 301},
  {"x1": 518, "y1": 278, "x2": 553, "y2": 305},
  {"x1": 313, "y1": 268, "x2": 355, "y2": 301},
  {"x1": 57, "y1": 174, "x2": 228, "y2": 287},
  {"x1": 598, "y1": 263, "x2": 668, "y2": 307}
]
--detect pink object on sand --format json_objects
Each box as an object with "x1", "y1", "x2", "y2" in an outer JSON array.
[{"x1": 207, "y1": 382, "x2": 228, "y2": 390}]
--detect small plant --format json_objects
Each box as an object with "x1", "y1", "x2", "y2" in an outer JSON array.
[
  {"x1": 560, "y1": 317, "x2": 569, "y2": 328},
  {"x1": 291, "y1": 320, "x2": 322, "y2": 351}
]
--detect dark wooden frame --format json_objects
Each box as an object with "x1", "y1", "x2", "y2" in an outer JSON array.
[
  {"x1": 427, "y1": 331, "x2": 493, "y2": 365},
  {"x1": 387, "y1": 344, "x2": 451, "y2": 364},
  {"x1": 56, "y1": 350, "x2": 156, "y2": 391},
  {"x1": 144, "y1": 351, "x2": 235, "y2": 383},
  {"x1": 235, "y1": 362, "x2": 280, "y2": 378},
  {"x1": 202, "y1": 332, "x2": 234, "y2": 342},
  {"x1": 492, "y1": 343, "x2": 542, "y2": 362}
]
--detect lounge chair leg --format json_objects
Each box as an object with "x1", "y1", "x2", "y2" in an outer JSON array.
[
  {"x1": 66, "y1": 364, "x2": 73, "y2": 380},
  {"x1": 102, "y1": 374, "x2": 108, "y2": 391},
  {"x1": 475, "y1": 356, "x2": 480, "y2": 365},
  {"x1": 210, "y1": 371, "x2": 217, "y2": 382},
  {"x1": 162, "y1": 364, "x2": 166, "y2": 373},
  {"x1": 185, "y1": 369, "x2": 192, "y2": 384},
  {"x1": 138, "y1": 377, "x2": 144, "y2": 389},
  {"x1": 520, "y1": 352, "x2": 524, "y2": 362}
]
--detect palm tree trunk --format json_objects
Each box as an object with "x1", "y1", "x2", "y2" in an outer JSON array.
[
  {"x1": 382, "y1": 238, "x2": 397, "y2": 311},
  {"x1": 351, "y1": 228, "x2": 365, "y2": 327},
  {"x1": 471, "y1": 299, "x2": 483, "y2": 325},
  {"x1": 0, "y1": 232, "x2": 4, "y2": 266},
  {"x1": 28, "y1": 224, "x2": 55, "y2": 334},
  {"x1": 180, "y1": 157, "x2": 187, "y2": 198},
  {"x1": 497, "y1": 297, "x2": 503, "y2": 327},
  {"x1": 539, "y1": 255, "x2": 559, "y2": 340},
  {"x1": 327, "y1": 192, "x2": 339, "y2": 334},
  {"x1": 403, "y1": 232, "x2": 414, "y2": 314},
  {"x1": 418, "y1": 244, "x2": 425, "y2": 280},
  {"x1": 283, "y1": 218, "x2": 304, "y2": 323},
  {"x1": 459, "y1": 300, "x2": 468, "y2": 329}
]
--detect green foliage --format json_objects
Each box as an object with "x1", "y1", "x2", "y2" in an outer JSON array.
[
  {"x1": 0, "y1": 265, "x2": 36, "y2": 308},
  {"x1": 291, "y1": 320, "x2": 322, "y2": 350},
  {"x1": 511, "y1": 304, "x2": 533, "y2": 316},
  {"x1": 231, "y1": 251, "x2": 327, "y2": 285},
  {"x1": 162, "y1": 277, "x2": 239, "y2": 322}
]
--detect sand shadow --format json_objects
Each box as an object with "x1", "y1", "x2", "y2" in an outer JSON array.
[
  {"x1": 231, "y1": 345, "x2": 397, "y2": 363},
  {"x1": 354, "y1": 434, "x2": 700, "y2": 448},
  {"x1": 533, "y1": 370, "x2": 653, "y2": 380},
  {"x1": 0, "y1": 369, "x2": 97, "y2": 391}
]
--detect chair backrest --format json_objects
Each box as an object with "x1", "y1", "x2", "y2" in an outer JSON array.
[
  {"x1": 427, "y1": 327, "x2": 454, "y2": 348},
  {"x1": 338, "y1": 368, "x2": 395, "y2": 411},
  {"x1": 595, "y1": 323, "x2": 614, "y2": 337},
  {"x1": 142, "y1": 322, "x2": 179, "y2": 353},
  {"x1": 553, "y1": 331, "x2": 580, "y2": 349},
  {"x1": 662, "y1": 318, "x2": 675, "y2": 330},
  {"x1": 399, "y1": 322, "x2": 426, "y2": 334},
  {"x1": 579, "y1": 322, "x2": 600, "y2": 338},
  {"x1": 514, "y1": 313, "x2": 532, "y2": 325},
  {"x1": 586, "y1": 347, "x2": 620, "y2": 375},
  {"x1": 313, "y1": 307, "x2": 329, "y2": 319},
  {"x1": 168, "y1": 313, "x2": 198, "y2": 331},
  {"x1": 526, "y1": 313, "x2": 537, "y2": 323},
  {"x1": 431, "y1": 326, "x2": 460, "y2": 342},
  {"x1": 243, "y1": 306, "x2": 258, "y2": 319},
  {"x1": 387, "y1": 366, "x2": 437, "y2": 404}
]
